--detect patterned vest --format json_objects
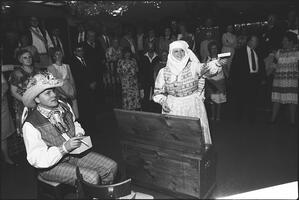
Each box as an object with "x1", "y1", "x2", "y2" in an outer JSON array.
[
  {"x1": 163, "y1": 60, "x2": 199, "y2": 97},
  {"x1": 25, "y1": 102, "x2": 76, "y2": 150}
]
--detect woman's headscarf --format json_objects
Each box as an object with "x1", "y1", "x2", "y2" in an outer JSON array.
[{"x1": 167, "y1": 40, "x2": 199, "y2": 75}]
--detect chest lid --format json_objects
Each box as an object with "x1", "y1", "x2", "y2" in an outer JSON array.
[{"x1": 114, "y1": 109, "x2": 205, "y2": 155}]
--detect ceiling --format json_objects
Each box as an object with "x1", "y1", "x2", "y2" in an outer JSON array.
[{"x1": 2, "y1": 1, "x2": 298, "y2": 25}]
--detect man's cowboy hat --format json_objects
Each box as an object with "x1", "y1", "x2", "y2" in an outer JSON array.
[{"x1": 22, "y1": 71, "x2": 63, "y2": 108}]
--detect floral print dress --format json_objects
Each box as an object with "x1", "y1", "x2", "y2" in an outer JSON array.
[
  {"x1": 117, "y1": 58, "x2": 141, "y2": 110},
  {"x1": 9, "y1": 66, "x2": 38, "y2": 135}
]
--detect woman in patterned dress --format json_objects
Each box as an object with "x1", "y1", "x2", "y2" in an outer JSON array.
[
  {"x1": 117, "y1": 47, "x2": 142, "y2": 110},
  {"x1": 153, "y1": 40, "x2": 227, "y2": 145},
  {"x1": 104, "y1": 37, "x2": 122, "y2": 108},
  {"x1": 270, "y1": 31, "x2": 298, "y2": 124},
  {"x1": 9, "y1": 49, "x2": 40, "y2": 135}
]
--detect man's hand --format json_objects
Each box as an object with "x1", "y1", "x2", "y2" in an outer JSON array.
[
  {"x1": 64, "y1": 137, "x2": 83, "y2": 152},
  {"x1": 77, "y1": 132, "x2": 84, "y2": 137}
]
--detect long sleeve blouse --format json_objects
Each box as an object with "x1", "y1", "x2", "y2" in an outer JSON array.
[{"x1": 153, "y1": 59, "x2": 221, "y2": 105}]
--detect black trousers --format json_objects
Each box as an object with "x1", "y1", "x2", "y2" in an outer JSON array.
[
  {"x1": 77, "y1": 90, "x2": 97, "y2": 134},
  {"x1": 232, "y1": 77, "x2": 260, "y2": 122}
]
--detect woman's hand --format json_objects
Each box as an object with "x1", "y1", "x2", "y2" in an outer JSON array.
[
  {"x1": 217, "y1": 58, "x2": 228, "y2": 67},
  {"x1": 162, "y1": 101, "x2": 171, "y2": 113}
]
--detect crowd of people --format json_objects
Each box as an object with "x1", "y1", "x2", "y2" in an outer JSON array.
[{"x1": 1, "y1": 8, "x2": 298, "y2": 188}]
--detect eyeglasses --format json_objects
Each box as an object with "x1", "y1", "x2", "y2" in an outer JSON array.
[{"x1": 22, "y1": 56, "x2": 32, "y2": 59}]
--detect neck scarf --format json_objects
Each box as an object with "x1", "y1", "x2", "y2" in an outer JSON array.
[
  {"x1": 37, "y1": 104, "x2": 70, "y2": 134},
  {"x1": 167, "y1": 40, "x2": 199, "y2": 75}
]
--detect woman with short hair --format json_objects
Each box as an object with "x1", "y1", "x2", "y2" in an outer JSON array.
[
  {"x1": 269, "y1": 31, "x2": 299, "y2": 124},
  {"x1": 9, "y1": 49, "x2": 40, "y2": 135}
]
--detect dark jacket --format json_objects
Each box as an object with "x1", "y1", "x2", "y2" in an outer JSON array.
[
  {"x1": 230, "y1": 46, "x2": 266, "y2": 95},
  {"x1": 82, "y1": 41, "x2": 105, "y2": 84}
]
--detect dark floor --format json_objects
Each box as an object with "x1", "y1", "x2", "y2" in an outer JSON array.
[{"x1": 1, "y1": 102, "x2": 298, "y2": 199}]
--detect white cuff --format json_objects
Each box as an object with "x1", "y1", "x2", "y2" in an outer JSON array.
[{"x1": 62, "y1": 142, "x2": 69, "y2": 154}]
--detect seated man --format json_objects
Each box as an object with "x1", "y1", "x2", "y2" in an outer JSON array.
[{"x1": 21, "y1": 71, "x2": 117, "y2": 186}]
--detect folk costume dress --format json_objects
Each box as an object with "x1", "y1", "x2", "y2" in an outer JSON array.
[
  {"x1": 272, "y1": 47, "x2": 299, "y2": 104},
  {"x1": 153, "y1": 41, "x2": 221, "y2": 144}
]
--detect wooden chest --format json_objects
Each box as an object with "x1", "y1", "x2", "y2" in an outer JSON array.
[{"x1": 114, "y1": 109, "x2": 216, "y2": 199}]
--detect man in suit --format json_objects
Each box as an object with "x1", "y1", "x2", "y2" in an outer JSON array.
[
  {"x1": 230, "y1": 35, "x2": 266, "y2": 123},
  {"x1": 82, "y1": 30, "x2": 106, "y2": 111},
  {"x1": 70, "y1": 44, "x2": 97, "y2": 134},
  {"x1": 140, "y1": 42, "x2": 161, "y2": 112},
  {"x1": 26, "y1": 16, "x2": 54, "y2": 69}
]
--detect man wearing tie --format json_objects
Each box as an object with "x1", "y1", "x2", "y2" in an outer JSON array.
[
  {"x1": 82, "y1": 30, "x2": 106, "y2": 111},
  {"x1": 27, "y1": 16, "x2": 54, "y2": 69},
  {"x1": 70, "y1": 44, "x2": 97, "y2": 134},
  {"x1": 230, "y1": 35, "x2": 266, "y2": 122}
]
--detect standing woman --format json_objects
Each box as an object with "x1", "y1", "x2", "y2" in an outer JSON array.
[
  {"x1": 103, "y1": 37, "x2": 123, "y2": 108},
  {"x1": 9, "y1": 49, "x2": 39, "y2": 135},
  {"x1": 117, "y1": 47, "x2": 142, "y2": 110},
  {"x1": 153, "y1": 40, "x2": 226, "y2": 145},
  {"x1": 2, "y1": 72, "x2": 16, "y2": 166},
  {"x1": 47, "y1": 47, "x2": 79, "y2": 119},
  {"x1": 270, "y1": 31, "x2": 299, "y2": 124},
  {"x1": 221, "y1": 24, "x2": 237, "y2": 78}
]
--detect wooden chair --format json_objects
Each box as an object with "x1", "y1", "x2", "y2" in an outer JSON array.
[
  {"x1": 36, "y1": 171, "x2": 75, "y2": 199},
  {"x1": 75, "y1": 166, "x2": 132, "y2": 199},
  {"x1": 37, "y1": 174, "x2": 64, "y2": 199}
]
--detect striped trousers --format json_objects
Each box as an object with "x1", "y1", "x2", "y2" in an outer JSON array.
[{"x1": 39, "y1": 151, "x2": 117, "y2": 185}]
